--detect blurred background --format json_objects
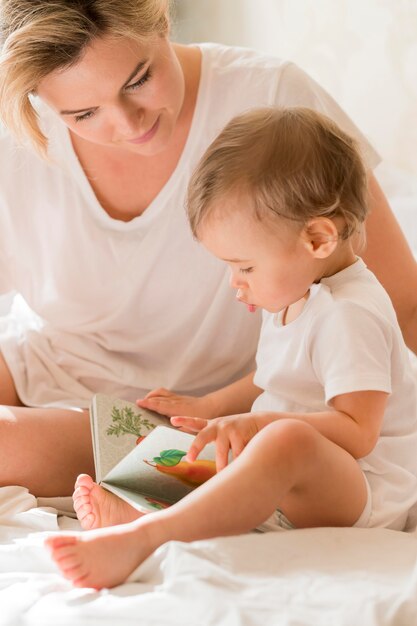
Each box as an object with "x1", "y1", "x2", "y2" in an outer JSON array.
[{"x1": 174, "y1": 0, "x2": 417, "y2": 180}]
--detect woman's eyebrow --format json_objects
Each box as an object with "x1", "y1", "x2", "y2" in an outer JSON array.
[
  {"x1": 121, "y1": 58, "x2": 149, "y2": 88},
  {"x1": 60, "y1": 59, "x2": 149, "y2": 115}
]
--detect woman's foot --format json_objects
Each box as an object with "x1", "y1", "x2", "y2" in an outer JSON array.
[
  {"x1": 73, "y1": 474, "x2": 142, "y2": 530},
  {"x1": 45, "y1": 520, "x2": 157, "y2": 589}
]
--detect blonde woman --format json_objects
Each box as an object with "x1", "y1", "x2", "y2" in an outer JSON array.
[{"x1": 0, "y1": 0, "x2": 416, "y2": 496}]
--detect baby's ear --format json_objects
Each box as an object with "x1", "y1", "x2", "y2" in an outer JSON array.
[{"x1": 301, "y1": 218, "x2": 339, "y2": 259}]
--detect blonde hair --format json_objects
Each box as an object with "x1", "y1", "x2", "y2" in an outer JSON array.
[
  {"x1": 0, "y1": 0, "x2": 170, "y2": 156},
  {"x1": 187, "y1": 107, "x2": 368, "y2": 242}
]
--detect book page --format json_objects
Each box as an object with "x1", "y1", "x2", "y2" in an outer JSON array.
[
  {"x1": 100, "y1": 483, "x2": 172, "y2": 514},
  {"x1": 102, "y1": 426, "x2": 217, "y2": 510},
  {"x1": 90, "y1": 394, "x2": 172, "y2": 483}
]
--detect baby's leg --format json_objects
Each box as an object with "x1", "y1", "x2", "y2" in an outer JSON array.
[
  {"x1": 73, "y1": 475, "x2": 143, "y2": 530},
  {"x1": 45, "y1": 522, "x2": 156, "y2": 590},
  {"x1": 46, "y1": 419, "x2": 367, "y2": 589}
]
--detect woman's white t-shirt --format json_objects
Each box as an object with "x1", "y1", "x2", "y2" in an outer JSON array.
[{"x1": 0, "y1": 44, "x2": 380, "y2": 408}]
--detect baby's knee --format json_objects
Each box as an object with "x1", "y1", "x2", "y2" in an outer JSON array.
[{"x1": 256, "y1": 419, "x2": 319, "y2": 461}]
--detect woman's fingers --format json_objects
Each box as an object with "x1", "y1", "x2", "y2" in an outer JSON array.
[
  {"x1": 141, "y1": 387, "x2": 171, "y2": 400},
  {"x1": 137, "y1": 395, "x2": 178, "y2": 417},
  {"x1": 137, "y1": 392, "x2": 204, "y2": 418}
]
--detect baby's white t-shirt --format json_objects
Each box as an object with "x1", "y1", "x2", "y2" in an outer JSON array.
[
  {"x1": 0, "y1": 44, "x2": 380, "y2": 408},
  {"x1": 252, "y1": 258, "x2": 417, "y2": 530}
]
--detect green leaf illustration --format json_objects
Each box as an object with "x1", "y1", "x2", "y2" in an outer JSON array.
[
  {"x1": 153, "y1": 449, "x2": 187, "y2": 467},
  {"x1": 106, "y1": 405, "x2": 156, "y2": 438}
]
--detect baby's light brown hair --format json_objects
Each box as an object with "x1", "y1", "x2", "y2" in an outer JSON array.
[{"x1": 187, "y1": 107, "x2": 368, "y2": 241}]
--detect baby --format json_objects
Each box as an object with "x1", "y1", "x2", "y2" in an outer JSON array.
[{"x1": 46, "y1": 107, "x2": 417, "y2": 589}]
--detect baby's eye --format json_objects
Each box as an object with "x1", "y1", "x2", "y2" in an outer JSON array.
[{"x1": 240, "y1": 267, "x2": 254, "y2": 274}]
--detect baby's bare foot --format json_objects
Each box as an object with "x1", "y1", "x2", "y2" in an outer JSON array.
[
  {"x1": 45, "y1": 521, "x2": 156, "y2": 589},
  {"x1": 73, "y1": 474, "x2": 142, "y2": 530}
]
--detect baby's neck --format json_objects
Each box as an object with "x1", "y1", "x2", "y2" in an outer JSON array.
[
  {"x1": 316, "y1": 244, "x2": 357, "y2": 282},
  {"x1": 283, "y1": 243, "x2": 357, "y2": 326}
]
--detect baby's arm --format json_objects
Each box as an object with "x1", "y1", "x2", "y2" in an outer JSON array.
[
  {"x1": 137, "y1": 371, "x2": 262, "y2": 420},
  {"x1": 174, "y1": 389, "x2": 388, "y2": 470},
  {"x1": 279, "y1": 389, "x2": 388, "y2": 459}
]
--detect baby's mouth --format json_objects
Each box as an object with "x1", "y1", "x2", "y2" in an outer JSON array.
[{"x1": 236, "y1": 290, "x2": 257, "y2": 313}]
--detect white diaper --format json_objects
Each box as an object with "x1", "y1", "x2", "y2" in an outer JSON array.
[{"x1": 255, "y1": 474, "x2": 372, "y2": 533}]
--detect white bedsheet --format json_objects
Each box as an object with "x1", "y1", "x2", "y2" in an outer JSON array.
[{"x1": 1, "y1": 485, "x2": 417, "y2": 626}]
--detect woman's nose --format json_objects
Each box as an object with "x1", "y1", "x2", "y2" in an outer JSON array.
[{"x1": 113, "y1": 102, "x2": 143, "y2": 136}]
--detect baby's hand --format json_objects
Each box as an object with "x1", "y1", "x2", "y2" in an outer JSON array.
[
  {"x1": 172, "y1": 414, "x2": 259, "y2": 472},
  {"x1": 137, "y1": 388, "x2": 216, "y2": 420}
]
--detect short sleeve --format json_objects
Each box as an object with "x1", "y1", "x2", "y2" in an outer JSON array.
[
  {"x1": 310, "y1": 301, "x2": 392, "y2": 404},
  {"x1": 274, "y1": 63, "x2": 381, "y2": 171}
]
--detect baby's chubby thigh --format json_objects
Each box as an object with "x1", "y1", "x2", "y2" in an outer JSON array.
[{"x1": 244, "y1": 418, "x2": 368, "y2": 528}]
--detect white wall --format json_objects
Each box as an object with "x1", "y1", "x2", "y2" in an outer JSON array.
[{"x1": 174, "y1": 0, "x2": 417, "y2": 177}]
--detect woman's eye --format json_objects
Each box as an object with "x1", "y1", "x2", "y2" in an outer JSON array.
[
  {"x1": 72, "y1": 68, "x2": 152, "y2": 123},
  {"x1": 74, "y1": 110, "x2": 96, "y2": 123},
  {"x1": 240, "y1": 267, "x2": 254, "y2": 274},
  {"x1": 125, "y1": 68, "x2": 152, "y2": 92}
]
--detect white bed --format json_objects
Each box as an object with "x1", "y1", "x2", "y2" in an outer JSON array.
[{"x1": 1, "y1": 165, "x2": 417, "y2": 626}]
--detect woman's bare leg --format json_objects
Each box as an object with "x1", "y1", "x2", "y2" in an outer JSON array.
[
  {"x1": 0, "y1": 351, "x2": 24, "y2": 406},
  {"x1": 0, "y1": 353, "x2": 94, "y2": 496},
  {"x1": 0, "y1": 405, "x2": 94, "y2": 496}
]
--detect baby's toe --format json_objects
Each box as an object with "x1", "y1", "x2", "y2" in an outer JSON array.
[
  {"x1": 62, "y1": 564, "x2": 88, "y2": 582},
  {"x1": 76, "y1": 503, "x2": 93, "y2": 518},
  {"x1": 45, "y1": 535, "x2": 77, "y2": 552},
  {"x1": 59, "y1": 555, "x2": 82, "y2": 572},
  {"x1": 73, "y1": 485, "x2": 90, "y2": 500},
  {"x1": 75, "y1": 474, "x2": 95, "y2": 490},
  {"x1": 73, "y1": 494, "x2": 90, "y2": 512},
  {"x1": 79, "y1": 512, "x2": 96, "y2": 530}
]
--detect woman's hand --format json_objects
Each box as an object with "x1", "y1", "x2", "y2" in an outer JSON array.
[
  {"x1": 171, "y1": 413, "x2": 260, "y2": 472},
  {"x1": 137, "y1": 388, "x2": 217, "y2": 420}
]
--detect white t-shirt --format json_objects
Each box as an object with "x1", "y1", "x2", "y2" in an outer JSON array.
[
  {"x1": 0, "y1": 44, "x2": 380, "y2": 408},
  {"x1": 252, "y1": 258, "x2": 417, "y2": 530}
]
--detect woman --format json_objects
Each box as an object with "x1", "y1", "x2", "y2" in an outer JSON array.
[{"x1": 0, "y1": 0, "x2": 416, "y2": 496}]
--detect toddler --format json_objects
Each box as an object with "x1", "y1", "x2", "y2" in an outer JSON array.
[{"x1": 46, "y1": 107, "x2": 417, "y2": 589}]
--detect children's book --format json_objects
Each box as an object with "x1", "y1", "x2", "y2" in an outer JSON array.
[{"x1": 90, "y1": 394, "x2": 216, "y2": 513}]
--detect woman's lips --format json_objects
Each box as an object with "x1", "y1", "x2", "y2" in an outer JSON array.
[{"x1": 127, "y1": 117, "x2": 160, "y2": 144}]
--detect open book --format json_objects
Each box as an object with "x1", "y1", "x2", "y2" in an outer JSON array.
[{"x1": 90, "y1": 394, "x2": 216, "y2": 513}]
